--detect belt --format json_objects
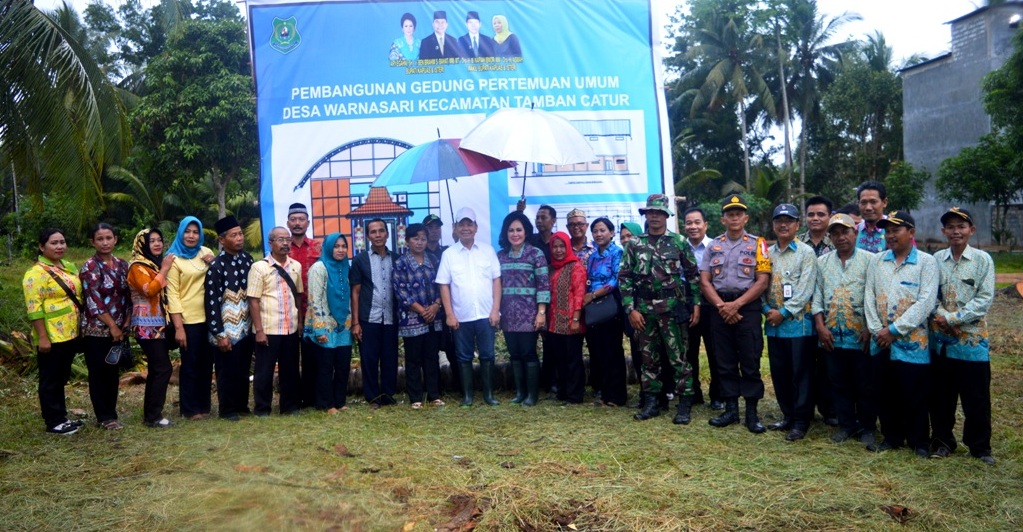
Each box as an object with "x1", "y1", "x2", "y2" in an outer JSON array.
[
  {"x1": 717, "y1": 291, "x2": 745, "y2": 302},
  {"x1": 634, "y1": 287, "x2": 678, "y2": 300}
]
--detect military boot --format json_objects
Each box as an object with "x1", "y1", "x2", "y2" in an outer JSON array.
[
  {"x1": 633, "y1": 395, "x2": 661, "y2": 421},
  {"x1": 458, "y1": 362, "x2": 474, "y2": 407},
  {"x1": 745, "y1": 398, "x2": 766, "y2": 433},
  {"x1": 510, "y1": 361, "x2": 526, "y2": 404},
  {"x1": 523, "y1": 362, "x2": 540, "y2": 407},
  {"x1": 709, "y1": 399, "x2": 739, "y2": 427},
  {"x1": 673, "y1": 395, "x2": 694, "y2": 425},
  {"x1": 480, "y1": 360, "x2": 500, "y2": 406}
]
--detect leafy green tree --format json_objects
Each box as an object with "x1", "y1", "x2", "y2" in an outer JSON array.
[
  {"x1": 984, "y1": 27, "x2": 1023, "y2": 146},
  {"x1": 1, "y1": 0, "x2": 131, "y2": 234},
  {"x1": 682, "y1": 14, "x2": 777, "y2": 189},
  {"x1": 882, "y1": 161, "x2": 928, "y2": 212},
  {"x1": 132, "y1": 15, "x2": 256, "y2": 219},
  {"x1": 937, "y1": 134, "x2": 1022, "y2": 245}
]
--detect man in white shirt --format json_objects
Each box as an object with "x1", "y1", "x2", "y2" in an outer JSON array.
[
  {"x1": 683, "y1": 206, "x2": 719, "y2": 409},
  {"x1": 436, "y1": 207, "x2": 502, "y2": 407}
]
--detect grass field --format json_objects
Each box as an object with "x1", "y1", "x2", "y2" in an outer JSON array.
[{"x1": 1, "y1": 248, "x2": 1022, "y2": 530}]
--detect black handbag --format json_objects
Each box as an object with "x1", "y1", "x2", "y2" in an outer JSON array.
[{"x1": 584, "y1": 295, "x2": 619, "y2": 326}]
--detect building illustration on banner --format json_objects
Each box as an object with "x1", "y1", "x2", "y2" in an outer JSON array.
[{"x1": 286, "y1": 118, "x2": 636, "y2": 255}]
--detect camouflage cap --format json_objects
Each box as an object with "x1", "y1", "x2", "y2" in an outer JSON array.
[{"x1": 638, "y1": 194, "x2": 674, "y2": 216}]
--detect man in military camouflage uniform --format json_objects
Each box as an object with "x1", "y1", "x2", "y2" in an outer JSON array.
[{"x1": 620, "y1": 194, "x2": 702, "y2": 424}]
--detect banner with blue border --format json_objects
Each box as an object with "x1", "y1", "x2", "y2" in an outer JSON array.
[{"x1": 246, "y1": 0, "x2": 672, "y2": 252}]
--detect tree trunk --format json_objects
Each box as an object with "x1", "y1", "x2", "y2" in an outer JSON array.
[
  {"x1": 740, "y1": 100, "x2": 751, "y2": 191},
  {"x1": 212, "y1": 169, "x2": 228, "y2": 219},
  {"x1": 799, "y1": 118, "x2": 807, "y2": 199},
  {"x1": 776, "y1": 24, "x2": 793, "y2": 202}
]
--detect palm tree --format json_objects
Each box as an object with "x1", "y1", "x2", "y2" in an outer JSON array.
[
  {"x1": 786, "y1": 1, "x2": 861, "y2": 198},
  {"x1": 1, "y1": 0, "x2": 130, "y2": 232},
  {"x1": 683, "y1": 15, "x2": 776, "y2": 190}
]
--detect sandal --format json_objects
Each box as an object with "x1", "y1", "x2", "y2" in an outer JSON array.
[
  {"x1": 431, "y1": 399, "x2": 446, "y2": 406},
  {"x1": 101, "y1": 419, "x2": 124, "y2": 431},
  {"x1": 411, "y1": 402, "x2": 423, "y2": 409}
]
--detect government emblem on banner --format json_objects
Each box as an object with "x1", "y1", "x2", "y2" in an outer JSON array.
[{"x1": 270, "y1": 17, "x2": 301, "y2": 54}]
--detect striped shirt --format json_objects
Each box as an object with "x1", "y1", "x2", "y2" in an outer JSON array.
[{"x1": 247, "y1": 256, "x2": 303, "y2": 335}]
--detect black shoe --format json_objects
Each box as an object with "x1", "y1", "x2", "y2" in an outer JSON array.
[
  {"x1": 976, "y1": 455, "x2": 996, "y2": 465},
  {"x1": 634, "y1": 396, "x2": 661, "y2": 421},
  {"x1": 785, "y1": 429, "x2": 807, "y2": 441},
  {"x1": 859, "y1": 430, "x2": 876, "y2": 446},
  {"x1": 220, "y1": 414, "x2": 241, "y2": 422},
  {"x1": 708, "y1": 400, "x2": 739, "y2": 427},
  {"x1": 930, "y1": 446, "x2": 952, "y2": 458},
  {"x1": 672, "y1": 396, "x2": 693, "y2": 425},
  {"x1": 831, "y1": 429, "x2": 852, "y2": 443},
  {"x1": 768, "y1": 418, "x2": 792, "y2": 431},
  {"x1": 867, "y1": 440, "x2": 898, "y2": 453},
  {"x1": 709, "y1": 400, "x2": 725, "y2": 411},
  {"x1": 46, "y1": 421, "x2": 80, "y2": 435},
  {"x1": 914, "y1": 447, "x2": 929, "y2": 458},
  {"x1": 744, "y1": 399, "x2": 766, "y2": 434},
  {"x1": 822, "y1": 417, "x2": 839, "y2": 427}
]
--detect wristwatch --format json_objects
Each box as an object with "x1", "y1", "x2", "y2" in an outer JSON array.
[{"x1": 625, "y1": 305, "x2": 634, "y2": 315}]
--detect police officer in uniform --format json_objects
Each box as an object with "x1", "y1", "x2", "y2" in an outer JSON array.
[
  {"x1": 700, "y1": 195, "x2": 771, "y2": 433},
  {"x1": 620, "y1": 194, "x2": 702, "y2": 424}
]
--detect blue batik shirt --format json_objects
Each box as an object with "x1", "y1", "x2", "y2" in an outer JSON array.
[
  {"x1": 812, "y1": 248, "x2": 874, "y2": 351},
  {"x1": 763, "y1": 240, "x2": 818, "y2": 338},
  {"x1": 929, "y1": 245, "x2": 995, "y2": 362},
  {"x1": 864, "y1": 247, "x2": 939, "y2": 363}
]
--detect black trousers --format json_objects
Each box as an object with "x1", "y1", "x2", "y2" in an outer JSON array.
[
  {"x1": 37, "y1": 339, "x2": 78, "y2": 429},
  {"x1": 178, "y1": 323, "x2": 214, "y2": 417},
  {"x1": 540, "y1": 331, "x2": 559, "y2": 391},
  {"x1": 587, "y1": 317, "x2": 627, "y2": 406},
  {"x1": 139, "y1": 338, "x2": 172, "y2": 423},
  {"x1": 826, "y1": 346, "x2": 875, "y2": 434},
  {"x1": 82, "y1": 336, "x2": 121, "y2": 423},
  {"x1": 813, "y1": 343, "x2": 836, "y2": 418},
  {"x1": 930, "y1": 356, "x2": 991, "y2": 456},
  {"x1": 547, "y1": 332, "x2": 585, "y2": 403},
  {"x1": 440, "y1": 322, "x2": 461, "y2": 394},
  {"x1": 359, "y1": 321, "x2": 399, "y2": 404},
  {"x1": 767, "y1": 335, "x2": 817, "y2": 430},
  {"x1": 877, "y1": 352, "x2": 930, "y2": 451},
  {"x1": 404, "y1": 330, "x2": 441, "y2": 403},
  {"x1": 313, "y1": 342, "x2": 352, "y2": 410},
  {"x1": 300, "y1": 337, "x2": 319, "y2": 408},
  {"x1": 505, "y1": 330, "x2": 539, "y2": 363},
  {"x1": 215, "y1": 334, "x2": 253, "y2": 418},
  {"x1": 686, "y1": 304, "x2": 717, "y2": 403},
  {"x1": 253, "y1": 333, "x2": 300, "y2": 415},
  {"x1": 710, "y1": 301, "x2": 765, "y2": 400}
]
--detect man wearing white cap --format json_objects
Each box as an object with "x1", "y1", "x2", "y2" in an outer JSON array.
[{"x1": 436, "y1": 207, "x2": 502, "y2": 407}]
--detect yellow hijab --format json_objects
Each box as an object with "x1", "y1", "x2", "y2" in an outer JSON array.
[{"x1": 493, "y1": 15, "x2": 512, "y2": 44}]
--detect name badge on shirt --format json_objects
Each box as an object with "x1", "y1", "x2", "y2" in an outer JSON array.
[{"x1": 783, "y1": 283, "x2": 793, "y2": 300}]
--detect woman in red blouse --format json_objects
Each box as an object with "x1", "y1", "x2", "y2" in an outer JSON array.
[
  {"x1": 79, "y1": 223, "x2": 132, "y2": 430},
  {"x1": 546, "y1": 232, "x2": 587, "y2": 404}
]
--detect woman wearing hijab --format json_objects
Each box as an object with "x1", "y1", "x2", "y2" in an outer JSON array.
[
  {"x1": 389, "y1": 12, "x2": 420, "y2": 61},
  {"x1": 584, "y1": 217, "x2": 627, "y2": 407},
  {"x1": 303, "y1": 232, "x2": 354, "y2": 413},
  {"x1": 165, "y1": 216, "x2": 215, "y2": 420},
  {"x1": 619, "y1": 222, "x2": 641, "y2": 248},
  {"x1": 491, "y1": 15, "x2": 521, "y2": 57},
  {"x1": 23, "y1": 228, "x2": 83, "y2": 435},
  {"x1": 79, "y1": 223, "x2": 131, "y2": 430},
  {"x1": 497, "y1": 212, "x2": 549, "y2": 407},
  {"x1": 127, "y1": 228, "x2": 177, "y2": 427},
  {"x1": 546, "y1": 232, "x2": 586, "y2": 404}
]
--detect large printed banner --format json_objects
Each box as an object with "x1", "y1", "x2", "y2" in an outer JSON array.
[{"x1": 246, "y1": 0, "x2": 672, "y2": 252}]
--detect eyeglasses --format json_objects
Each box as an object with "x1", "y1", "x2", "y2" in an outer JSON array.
[
  {"x1": 271, "y1": 237, "x2": 290, "y2": 243},
  {"x1": 566, "y1": 222, "x2": 587, "y2": 228}
]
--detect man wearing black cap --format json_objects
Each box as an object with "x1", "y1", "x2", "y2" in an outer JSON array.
[
  {"x1": 423, "y1": 213, "x2": 460, "y2": 397},
  {"x1": 763, "y1": 204, "x2": 819, "y2": 441},
  {"x1": 459, "y1": 11, "x2": 495, "y2": 58},
  {"x1": 287, "y1": 202, "x2": 321, "y2": 409},
  {"x1": 205, "y1": 216, "x2": 255, "y2": 421},
  {"x1": 929, "y1": 207, "x2": 996, "y2": 465},
  {"x1": 700, "y1": 195, "x2": 771, "y2": 433},
  {"x1": 419, "y1": 11, "x2": 463, "y2": 60},
  {"x1": 864, "y1": 210, "x2": 938, "y2": 457}
]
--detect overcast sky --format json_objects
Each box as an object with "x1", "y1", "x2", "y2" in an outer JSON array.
[{"x1": 35, "y1": 0, "x2": 984, "y2": 63}]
